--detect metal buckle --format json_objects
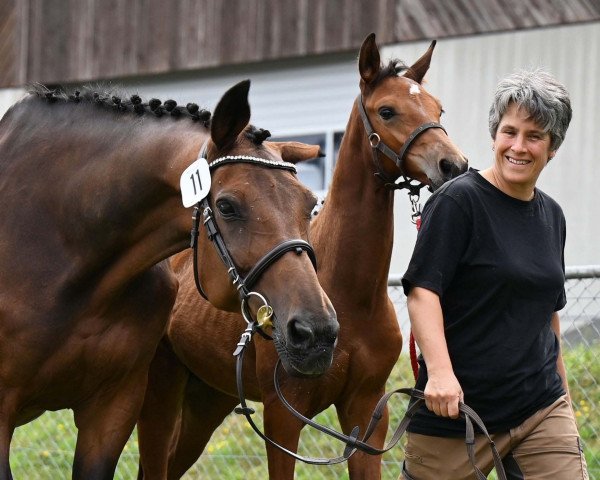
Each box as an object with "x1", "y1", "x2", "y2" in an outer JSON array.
[{"x1": 369, "y1": 133, "x2": 381, "y2": 148}]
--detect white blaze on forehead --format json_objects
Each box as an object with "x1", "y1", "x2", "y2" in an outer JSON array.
[{"x1": 409, "y1": 84, "x2": 421, "y2": 95}]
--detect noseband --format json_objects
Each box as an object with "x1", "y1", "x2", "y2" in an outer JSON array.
[
  {"x1": 356, "y1": 95, "x2": 446, "y2": 194},
  {"x1": 189, "y1": 152, "x2": 317, "y2": 309}
]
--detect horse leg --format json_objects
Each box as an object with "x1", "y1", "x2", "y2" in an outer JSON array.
[
  {"x1": 0, "y1": 414, "x2": 14, "y2": 480},
  {"x1": 262, "y1": 398, "x2": 305, "y2": 480},
  {"x1": 337, "y1": 397, "x2": 389, "y2": 479},
  {"x1": 167, "y1": 376, "x2": 238, "y2": 479},
  {"x1": 137, "y1": 338, "x2": 189, "y2": 480},
  {"x1": 72, "y1": 375, "x2": 147, "y2": 480}
]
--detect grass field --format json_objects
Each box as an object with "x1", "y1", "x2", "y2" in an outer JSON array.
[{"x1": 9, "y1": 343, "x2": 600, "y2": 479}]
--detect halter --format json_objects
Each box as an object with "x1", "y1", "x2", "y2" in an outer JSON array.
[
  {"x1": 189, "y1": 149, "x2": 317, "y2": 320},
  {"x1": 357, "y1": 95, "x2": 446, "y2": 223}
]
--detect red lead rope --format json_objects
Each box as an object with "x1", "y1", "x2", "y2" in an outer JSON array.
[{"x1": 409, "y1": 214, "x2": 421, "y2": 381}]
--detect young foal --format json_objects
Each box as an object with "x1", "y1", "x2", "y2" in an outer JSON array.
[
  {"x1": 136, "y1": 34, "x2": 468, "y2": 478},
  {"x1": 0, "y1": 80, "x2": 338, "y2": 479}
]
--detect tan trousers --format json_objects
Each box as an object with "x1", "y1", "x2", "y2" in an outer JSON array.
[{"x1": 402, "y1": 394, "x2": 588, "y2": 480}]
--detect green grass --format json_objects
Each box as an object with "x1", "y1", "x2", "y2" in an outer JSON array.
[{"x1": 9, "y1": 343, "x2": 600, "y2": 479}]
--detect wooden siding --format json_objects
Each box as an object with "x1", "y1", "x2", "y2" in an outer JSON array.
[{"x1": 1, "y1": 0, "x2": 599, "y2": 87}]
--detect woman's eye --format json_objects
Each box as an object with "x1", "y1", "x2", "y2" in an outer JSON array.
[
  {"x1": 379, "y1": 108, "x2": 395, "y2": 120},
  {"x1": 216, "y1": 200, "x2": 237, "y2": 218}
]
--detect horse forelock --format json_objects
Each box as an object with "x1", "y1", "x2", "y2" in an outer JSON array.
[
  {"x1": 369, "y1": 59, "x2": 409, "y2": 89},
  {"x1": 26, "y1": 83, "x2": 212, "y2": 127}
]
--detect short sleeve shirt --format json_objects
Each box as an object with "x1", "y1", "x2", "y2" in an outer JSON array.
[{"x1": 402, "y1": 169, "x2": 566, "y2": 435}]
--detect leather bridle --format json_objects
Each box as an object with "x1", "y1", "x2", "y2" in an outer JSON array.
[{"x1": 189, "y1": 150, "x2": 317, "y2": 318}]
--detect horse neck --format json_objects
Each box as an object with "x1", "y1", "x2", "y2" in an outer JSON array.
[
  {"x1": 53, "y1": 116, "x2": 206, "y2": 305},
  {"x1": 312, "y1": 103, "x2": 395, "y2": 302}
]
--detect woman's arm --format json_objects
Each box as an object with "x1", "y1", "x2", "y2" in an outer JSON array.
[{"x1": 408, "y1": 286, "x2": 463, "y2": 418}]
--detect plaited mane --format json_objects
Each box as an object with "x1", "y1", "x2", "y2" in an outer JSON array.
[
  {"x1": 28, "y1": 83, "x2": 212, "y2": 127},
  {"x1": 244, "y1": 125, "x2": 271, "y2": 145}
]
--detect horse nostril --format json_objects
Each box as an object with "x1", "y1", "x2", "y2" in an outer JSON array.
[
  {"x1": 287, "y1": 318, "x2": 315, "y2": 349},
  {"x1": 439, "y1": 158, "x2": 460, "y2": 179}
]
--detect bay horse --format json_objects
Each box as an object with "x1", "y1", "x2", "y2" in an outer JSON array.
[
  {"x1": 136, "y1": 34, "x2": 467, "y2": 479},
  {"x1": 0, "y1": 79, "x2": 339, "y2": 479}
]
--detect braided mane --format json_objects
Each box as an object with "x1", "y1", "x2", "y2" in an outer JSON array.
[
  {"x1": 244, "y1": 125, "x2": 271, "y2": 145},
  {"x1": 28, "y1": 83, "x2": 212, "y2": 127}
]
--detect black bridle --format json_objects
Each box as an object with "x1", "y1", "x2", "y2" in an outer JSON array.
[{"x1": 189, "y1": 152, "x2": 317, "y2": 318}]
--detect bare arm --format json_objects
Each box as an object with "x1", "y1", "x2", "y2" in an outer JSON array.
[
  {"x1": 407, "y1": 286, "x2": 463, "y2": 418},
  {"x1": 551, "y1": 312, "x2": 571, "y2": 401}
]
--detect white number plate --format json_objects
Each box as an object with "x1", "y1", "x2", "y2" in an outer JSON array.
[{"x1": 180, "y1": 158, "x2": 211, "y2": 207}]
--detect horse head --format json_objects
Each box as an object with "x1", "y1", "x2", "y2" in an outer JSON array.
[
  {"x1": 196, "y1": 80, "x2": 339, "y2": 376},
  {"x1": 358, "y1": 33, "x2": 468, "y2": 190}
]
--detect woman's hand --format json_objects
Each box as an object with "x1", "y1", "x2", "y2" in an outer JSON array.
[{"x1": 424, "y1": 370, "x2": 463, "y2": 418}]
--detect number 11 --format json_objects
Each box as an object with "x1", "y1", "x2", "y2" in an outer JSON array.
[{"x1": 190, "y1": 170, "x2": 202, "y2": 195}]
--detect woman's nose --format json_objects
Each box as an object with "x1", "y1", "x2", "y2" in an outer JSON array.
[{"x1": 511, "y1": 135, "x2": 527, "y2": 153}]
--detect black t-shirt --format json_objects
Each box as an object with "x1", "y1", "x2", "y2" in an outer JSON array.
[{"x1": 402, "y1": 168, "x2": 566, "y2": 436}]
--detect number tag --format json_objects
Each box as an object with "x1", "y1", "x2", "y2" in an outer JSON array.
[{"x1": 180, "y1": 158, "x2": 211, "y2": 207}]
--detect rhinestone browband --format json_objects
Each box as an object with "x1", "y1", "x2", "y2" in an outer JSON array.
[{"x1": 208, "y1": 155, "x2": 297, "y2": 174}]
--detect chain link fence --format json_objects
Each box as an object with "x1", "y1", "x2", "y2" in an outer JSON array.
[{"x1": 10, "y1": 266, "x2": 600, "y2": 479}]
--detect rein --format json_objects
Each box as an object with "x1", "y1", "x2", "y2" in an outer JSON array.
[
  {"x1": 234, "y1": 329, "x2": 507, "y2": 478},
  {"x1": 273, "y1": 366, "x2": 507, "y2": 480},
  {"x1": 233, "y1": 329, "x2": 356, "y2": 465}
]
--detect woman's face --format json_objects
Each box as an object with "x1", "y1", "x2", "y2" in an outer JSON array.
[{"x1": 492, "y1": 102, "x2": 555, "y2": 196}]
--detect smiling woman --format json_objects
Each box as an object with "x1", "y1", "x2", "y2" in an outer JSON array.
[
  {"x1": 401, "y1": 69, "x2": 588, "y2": 479},
  {"x1": 486, "y1": 103, "x2": 554, "y2": 200}
]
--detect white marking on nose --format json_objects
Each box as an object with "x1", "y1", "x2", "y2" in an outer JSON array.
[{"x1": 409, "y1": 84, "x2": 420, "y2": 95}]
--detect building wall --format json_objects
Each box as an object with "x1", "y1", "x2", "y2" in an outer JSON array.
[{"x1": 3, "y1": 0, "x2": 597, "y2": 88}]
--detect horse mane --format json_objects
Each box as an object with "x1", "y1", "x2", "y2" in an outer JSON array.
[
  {"x1": 244, "y1": 125, "x2": 271, "y2": 145},
  {"x1": 28, "y1": 83, "x2": 212, "y2": 127}
]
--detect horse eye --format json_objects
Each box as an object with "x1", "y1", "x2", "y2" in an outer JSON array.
[
  {"x1": 378, "y1": 107, "x2": 395, "y2": 120},
  {"x1": 215, "y1": 199, "x2": 238, "y2": 218}
]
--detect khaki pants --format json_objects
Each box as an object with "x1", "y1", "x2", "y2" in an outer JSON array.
[{"x1": 403, "y1": 394, "x2": 588, "y2": 480}]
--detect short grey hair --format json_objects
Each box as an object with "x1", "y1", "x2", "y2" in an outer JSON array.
[{"x1": 488, "y1": 69, "x2": 572, "y2": 151}]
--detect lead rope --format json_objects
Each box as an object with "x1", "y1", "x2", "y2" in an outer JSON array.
[
  {"x1": 233, "y1": 302, "x2": 356, "y2": 465},
  {"x1": 272, "y1": 367, "x2": 508, "y2": 480},
  {"x1": 409, "y1": 193, "x2": 422, "y2": 381}
]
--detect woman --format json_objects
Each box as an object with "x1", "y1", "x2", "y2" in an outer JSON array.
[{"x1": 401, "y1": 69, "x2": 588, "y2": 479}]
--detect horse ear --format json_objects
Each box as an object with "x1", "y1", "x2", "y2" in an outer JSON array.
[
  {"x1": 211, "y1": 80, "x2": 251, "y2": 149},
  {"x1": 404, "y1": 40, "x2": 436, "y2": 84},
  {"x1": 265, "y1": 141, "x2": 322, "y2": 164},
  {"x1": 359, "y1": 33, "x2": 381, "y2": 85}
]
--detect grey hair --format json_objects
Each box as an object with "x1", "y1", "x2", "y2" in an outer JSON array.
[{"x1": 488, "y1": 69, "x2": 572, "y2": 151}]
